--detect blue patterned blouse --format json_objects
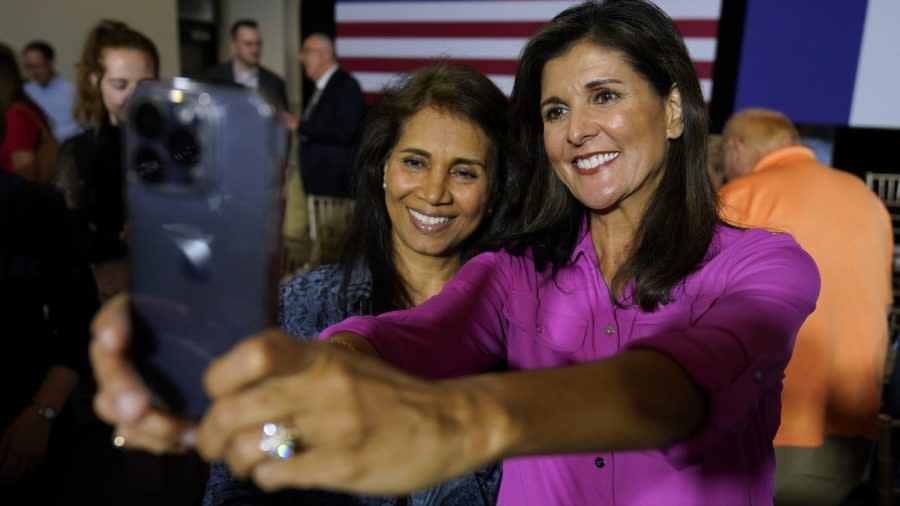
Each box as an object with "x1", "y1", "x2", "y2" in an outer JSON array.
[{"x1": 202, "y1": 263, "x2": 501, "y2": 506}]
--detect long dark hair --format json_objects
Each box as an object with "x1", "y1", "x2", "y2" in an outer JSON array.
[
  {"x1": 0, "y1": 43, "x2": 47, "y2": 142},
  {"x1": 505, "y1": 0, "x2": 718, "y2": 311},
  {"x1": 74, "y1": 20, "x2": 159, "y2": 131},
  {"x1": 340, "y1": 62, "x2": 510, "y2": 313}
]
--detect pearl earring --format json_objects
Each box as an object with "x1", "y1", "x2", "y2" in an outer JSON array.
[{"x1": 382, "y1": 182, "x2": 387, "y2": 190}]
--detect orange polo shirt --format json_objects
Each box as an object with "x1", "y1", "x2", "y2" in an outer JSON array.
[{"x1": 719, "y1": 146, "x2": 892, "y2": 446}]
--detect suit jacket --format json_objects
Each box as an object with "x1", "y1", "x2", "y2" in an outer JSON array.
[
  {"x1": 204, "y1": 60, "x2": 288, "y2": 112},
  {"x1": 298, "y1": 67, "x2": 365, "y2": 197}
]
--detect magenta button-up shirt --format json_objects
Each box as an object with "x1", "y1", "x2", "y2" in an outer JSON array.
[{"x1": 321, "y1": 225, "x2": 820, "y2": 505}]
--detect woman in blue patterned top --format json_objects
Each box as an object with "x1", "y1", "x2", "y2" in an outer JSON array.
[{"x1": 201, "y1": 62, "x2": 513, "y2": 505}]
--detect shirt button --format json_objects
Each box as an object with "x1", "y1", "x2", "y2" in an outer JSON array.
[
  {"x1": 605, "y1": 324, "x2": 615, "y2": 335},
  {"x1": 594, "y1": 457, "x2": 606, "y2": 468},
  {"x1": 754, "y1": 370, "x2": 764, "y2": 383},
  {"x1": 536, "y1": 325, "x2": 543, "y2": 334}
]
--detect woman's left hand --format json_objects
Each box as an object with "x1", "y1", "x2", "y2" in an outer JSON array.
[
  {"x1": 0, "y1": 408, "x2": 51, "y2": 480},
  {"x1": 196, "y1": 330, "x2": 500, "y2": 495}
]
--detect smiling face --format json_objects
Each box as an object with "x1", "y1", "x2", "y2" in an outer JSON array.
[
  {"x1": 92, "y1": 48, "x2": 156, "y2": 126},
  {"x1": 383, "y1": 106, "x2": 491, "y2": 260},
  {"x1": 540, "y1": 40, "x2": 682, "y2": 215}
]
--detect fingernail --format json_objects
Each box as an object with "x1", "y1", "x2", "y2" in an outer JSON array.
[
  {"x1": 99, "y1": 327, "x2": 119, "y2": 351},
  {"x1": 117, "y1": 392, "x2": 143, "y2": 421},
  {"x1": 180, "y1": 428, "x2": 197, "y2": 448}
]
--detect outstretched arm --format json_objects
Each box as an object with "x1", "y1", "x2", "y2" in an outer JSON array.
[{"x1": 195, "y1": 235, "x2": 818, "y2": 495}]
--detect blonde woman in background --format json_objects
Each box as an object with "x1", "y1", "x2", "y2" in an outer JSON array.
[{"x1": 56, "y1": 20, "x2": 158, "y2": 300}]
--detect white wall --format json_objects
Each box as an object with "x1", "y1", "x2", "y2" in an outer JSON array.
[
  {"x1": 219, "y1": 0, "x2": 301, "y2": 111},
  {"x1": 849, "y1": 0, "x2": 900, "y2": 129},
  {"x1": 0, "y1": 0, "x2": 180, "y2": 82}
]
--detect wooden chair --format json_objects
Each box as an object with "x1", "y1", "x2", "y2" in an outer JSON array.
[
  {"x1": 878, "y1": 309, "x2": 900, "y2": 505},
  {"x1": 867, "y1": 173, "x2": 900, "y2": 207},
  {"x1": 306, "y1": 194, "x2": 355, "y2": 266},
  {"x1": 867, "y1": 174, "x2": 900, "y2": 504}
]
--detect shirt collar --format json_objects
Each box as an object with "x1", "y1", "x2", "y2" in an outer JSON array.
[
  {"x1": 33, "y1": 74, "x2": 60, "y2": 89},
  {"x1": 316, "y1": 64, "x2": 339, "y2": 90},
  {"x1": 753, "y1": 145, "x2": 816, "y2": 173},
  {"x1": 569, "y1": 216, "x2": 595, "y2": 264},
  {"x1": 232, "y1": 61, "x2": 259, "y2": 80}
]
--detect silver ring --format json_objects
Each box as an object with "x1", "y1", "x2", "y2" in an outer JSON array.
[{"x1": 259, "y1": 422, "x2": 298, "y2": 459}]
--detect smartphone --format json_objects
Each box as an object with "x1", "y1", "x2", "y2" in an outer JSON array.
[{"x1": 125, "y1": 78, "x2": 285, "y2": 419}]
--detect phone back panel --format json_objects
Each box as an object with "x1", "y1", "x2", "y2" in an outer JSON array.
[{"x1": 125, "y1": 79, "x2": 285, "y2": 418}]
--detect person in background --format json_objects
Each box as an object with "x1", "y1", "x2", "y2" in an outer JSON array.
[
  {"x1": 718, "y1": 107, "x2": 893, "y2": 506},
  {"x1": 203, "y1": 62, "x2": 508, "y2": 506},
  {"x1": 22, "y1": 40, "x2": 82, "y2": 142},
  {"x1": 63, "y1": 21, "x2": 210, "y2": 504},
  {"x1": 291, "y1": 32, "x2": 365, "y2": 198},
  {"x1": 0, "y1": 134, "x2": 99, "y2": 504},
  {"x1": 55, "y1": 20, "x2": 158, "y2": 301},
  {"x1": 0, "y1": 43, "x2": 53, "y2": 182},
  {"x1": 205, "y1": 19, "x2": 288, "y2": 113},
  {"x1": 706, "y1": 133, "x2": 725, "y2": 189},
  {"x1": 89, "y1": 1, "x2": 820, "y2": 504}
]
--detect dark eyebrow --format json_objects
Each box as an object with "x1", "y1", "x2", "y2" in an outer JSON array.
[
  {"x1": 585, "y1": 78, "x2": 624, "y2": 88},
  {"x1": 540, "y1": 96, "x2": 563, "y2": 109},
  {"x1": 451, "y1": 157, "x2": 486, "y2": 168},
  {"x1": 399, "y1": 148, "x2": 431, "y2": 157},
  {"x1": 399, "y1": 148, "x2": 485, "y2": 168},
  {"x1": 540, "y1": 78, "x2": 625, "y2": 108}
]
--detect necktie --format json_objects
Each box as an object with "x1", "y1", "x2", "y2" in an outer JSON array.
[{"x1": 303, "y1": 87, "x2": 323, "y2": 118}]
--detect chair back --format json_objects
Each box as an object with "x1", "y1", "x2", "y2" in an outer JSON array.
[
  {"x1": 867, "y1": 172, "x2": 900, "y2": 207},
  {"x1": 307, "y1": 195, "x2": 355, "y2": 241}
]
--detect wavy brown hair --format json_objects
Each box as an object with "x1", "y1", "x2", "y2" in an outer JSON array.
[{"x1": 73, "y1": 20, "x2": 159, "y2": 131}]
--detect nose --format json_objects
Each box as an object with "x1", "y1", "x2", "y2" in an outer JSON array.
[
  {"x1": 566, "y1": 106, "x2": 599, "y2": 146},
  {"x1": 419, "y1": 170, "x2": 451, "y2": 205}
]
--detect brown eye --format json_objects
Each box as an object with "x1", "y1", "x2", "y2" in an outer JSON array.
[
  {"x1": 451, "y1": 167, "x2": 478, "y2": 180},
  {"x1": 543, "y1": 106, "x2": 566, "y2": 122},
  {"x1": 403, "y1": 158, "x2": 426, "y2": 170},
  {"x1": 593, "y1": 90, "x2": 618, "y2": 104}
]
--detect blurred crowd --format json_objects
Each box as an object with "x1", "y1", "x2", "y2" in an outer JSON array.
[{"x1": 1, "y1": 2, "x2": 894, "y2": 505}]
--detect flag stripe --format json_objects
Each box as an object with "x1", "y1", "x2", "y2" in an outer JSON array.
[
  {"x1": 353, "y1": 70, "x2": 713, "y2": 100},
  {"x1": 337, "y1": 1, "x2": 721, "y2": 22},
  {"x1": 338, "y1": 1, "x2": 600, "y2": 22},
  {"x1": 341, "y1": 57, "x2": 714, "y2": 79},
  {"x1": 337, "y1": 37, "x2": 717, "y2": 61},
  {"x1": 337, "y1": 19, "x2": 718, "y2": 38}
]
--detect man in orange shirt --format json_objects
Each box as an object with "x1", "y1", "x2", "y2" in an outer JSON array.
[{"x1": 719, "y1": 108, "x2": 893, "y2": 505}]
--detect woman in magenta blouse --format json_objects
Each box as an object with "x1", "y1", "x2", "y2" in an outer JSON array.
[{"x1": 91, "y1": 1, "x2": 820, "y2": 504}]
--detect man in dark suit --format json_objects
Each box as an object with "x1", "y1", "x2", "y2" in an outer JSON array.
[
  {"x1": 294, "y1": 33, "x2": 365, "y2": 197},
  {"x1": 205, "y1": 19, "x2": 287, "y2": 112}
]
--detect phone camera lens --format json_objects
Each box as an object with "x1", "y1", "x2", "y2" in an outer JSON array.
[
  {"x1": 133, "y1": 102, "x2": 164, "y2": 139},
  {"x1": 168, "y1": 128, "x2": 201, "y2": 167},
  {"x1": 133, "y1": 147, "x2": 166, "y2": 183}
]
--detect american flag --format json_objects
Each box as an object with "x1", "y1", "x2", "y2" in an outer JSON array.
[{"x1": 335, "y1": 0, "x2": 722, "y2": 105}]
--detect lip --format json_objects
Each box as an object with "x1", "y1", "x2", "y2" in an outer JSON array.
[
  {"x1": 570, "y1": 151, "x2": 620, "y2": 176},
  {"x1": 406, "y1": 207, "x2": 454, "y2": 234}
]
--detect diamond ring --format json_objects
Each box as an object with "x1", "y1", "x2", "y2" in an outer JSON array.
[{"x1": 259, "y1": 422, "x2": 299, "y2": 459}]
